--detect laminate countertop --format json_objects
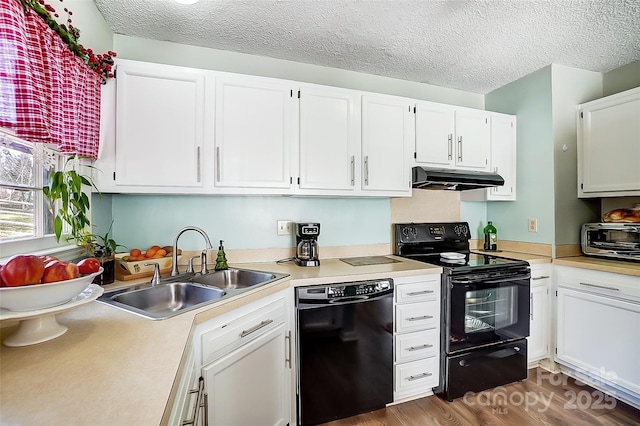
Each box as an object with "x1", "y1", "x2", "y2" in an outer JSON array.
[
  {"x1": 553, "y1": 255, "x2": 640, "y2": 277},
  {"x1": 0, "y1": 256, "x2": 440, "y2": 426}
]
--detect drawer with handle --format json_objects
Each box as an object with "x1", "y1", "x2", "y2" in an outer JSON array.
[
  {"x1": 394, "y1": 356, "x2": 439, "y2": 394},
  {"x1": 395, "y1": 279, "x2": 440, "y2": 304},
  {"x1": 395, "y1": 328, "x2": 439, "y2": 364},
  {"x1": 200, "y1": 296, "x2": 286, "y2": 365},
  {"x1": 396, "y1": 301, "x2": 439, "y2": 333}
]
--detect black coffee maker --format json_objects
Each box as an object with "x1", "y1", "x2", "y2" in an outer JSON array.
[{"x1": 295, "y1": 222, "x2": 320, "y2": 267}]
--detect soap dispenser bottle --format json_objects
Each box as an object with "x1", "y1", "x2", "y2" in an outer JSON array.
[{"x1": 215, "y1": 240, "x2": 229, "y2": 271}]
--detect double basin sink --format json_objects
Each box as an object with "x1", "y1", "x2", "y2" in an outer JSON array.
[{"x1": 98, "y1": 268, "x2": 288, "y2": 320}]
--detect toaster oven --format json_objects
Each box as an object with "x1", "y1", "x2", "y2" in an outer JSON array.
[{"x1": 581, "y1": 223, "x2": 640, "y2": 261}]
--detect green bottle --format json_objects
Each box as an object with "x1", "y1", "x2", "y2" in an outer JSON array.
[
  {"x1": 215, "y1": 240, "x2": 229, "y2": 271},
  {"x1": 483, "y1": 221, "x2": 497, "y2": 251}
]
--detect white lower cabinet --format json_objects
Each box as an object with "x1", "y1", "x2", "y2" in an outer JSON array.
[
  {"x1": 188, "y1": 289, "x2": 292, "y2": 426},
  {"x1": 555, "y1": 266, "x2": 640, "y2": 407},
  {"x1": 202, "y1": 323, "x2": 288, "y2": 426},
  {"x1": 528, "y1": 263, "x2": 550, "y2": 364},
  {"x1": 393, "y1": 274, "x2": 441, "y2": 402}
]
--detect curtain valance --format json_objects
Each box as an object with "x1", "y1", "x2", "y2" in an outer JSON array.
[{"x1": 0, "y1": 0, "x2": 101, "y2": 158}]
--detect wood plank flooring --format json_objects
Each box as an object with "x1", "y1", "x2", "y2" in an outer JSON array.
[{"x1": 323, "y1": 368, "x2": 640, "y2": 426}]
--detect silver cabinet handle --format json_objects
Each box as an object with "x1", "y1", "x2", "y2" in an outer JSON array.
[
  {"x1": 457, "y1": 136, "x2": 463, "y2": 161},
  {"x1": 407, "y1": 372, "x2": 432, "y2": 382},
  {"x1": 196, "y1": 146, "x2": 201, "y2": 182},
  {"x1": 447, "y1": 134, "x2": 453, "y2": 160},
  {"x1": 285, "y1": 330, "x2": 292, "y2": 369},
  {"x1": 203, "y1": 392, "x2": 209, "y2": 426},
  {"x1": 363, "y1": 155, "x2": 369, "y2": 185},
  {"x1": 532, "y1": 276, "x2": 550, "y2": 280},
  {"x1": 530, "y1": 293, "x2": 533, "y2": 321},
  {"x1": 407, "y1": 290, "x2": 434, "y2": 296},
  {"x1": 350, "y1": 155, "x2": 355, "y2": 186},
  {"x1": 182, "y1": 377, "x2": 205, "y2": 426},
  {"x1": 407, "y1": 344, "x2": 433, "y2": 352},
  {"x1": 407, "y1": 315, "x2": 433, "y2": 321},
  {"x1": 579, "y1": 282, "x2": 620, "y2": 291},
  {"x1": 240, "y1": 319, "x2": 273, "y2": 338},
  {"x1": 215, "y1": 146, "x2": 221, "y2": 182}
]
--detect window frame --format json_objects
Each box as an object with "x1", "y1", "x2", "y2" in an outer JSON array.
[{"x1": 0, "y1": 130, "x2": 79, "y2": 260}]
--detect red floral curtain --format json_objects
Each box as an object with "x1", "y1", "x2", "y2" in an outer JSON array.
[{"x1": 0, "y1": 0, "x2": 101, "y2": 158}]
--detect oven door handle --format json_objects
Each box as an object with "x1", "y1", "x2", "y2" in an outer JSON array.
[{"x1": 452, "y1": 273, "x2": 531, "y2": 286}]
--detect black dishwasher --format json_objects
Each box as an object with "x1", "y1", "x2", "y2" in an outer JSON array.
[{"x1": 296, "y1": 278, "x2": 394, "y2": 425}]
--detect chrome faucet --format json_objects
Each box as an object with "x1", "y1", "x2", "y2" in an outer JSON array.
[{"x1": 170, "y1": 226, "x2": 214, "y2": 276}]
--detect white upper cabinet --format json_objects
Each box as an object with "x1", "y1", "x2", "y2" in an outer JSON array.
[
  {"x1": 462, "y1": 112, "x2": 517, "y2": 201},
  {"x1": 112, "y1": 60, "x2": 212, "y2": 191},
  {"x1": 415, "y1": 102, "x2": 490, "y2": 171},
  {"x1": 453, "y1": 108, "x2": 491, "y2": 170},
  {"x1": 414, "y1": 102, "x2": 455, "y2": 167},
  {"x1": 361, "y1": 95, "x2": 412, "y2": 196},
  {"x1": 296, "y1": 86, "x2": 359, "y2": 194},
  {"x1": 215, "y1": 74, "x2": 293, "y2": 191},
  {"x1": 578, "y1": 87, "x2": 640, "y2": 198}
]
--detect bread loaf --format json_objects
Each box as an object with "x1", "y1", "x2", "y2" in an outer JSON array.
[{"x1": 602, "y1": 206, "x2": 640, "y2": 223}]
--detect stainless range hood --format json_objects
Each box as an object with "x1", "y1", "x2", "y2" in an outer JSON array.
[{"x1": 412, "y1": 166, "x2": 504, "y2": 191}]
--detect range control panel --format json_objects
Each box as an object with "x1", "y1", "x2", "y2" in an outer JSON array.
[{"x1": 395, "y1": 222, "x2": 471, "y2": 243}]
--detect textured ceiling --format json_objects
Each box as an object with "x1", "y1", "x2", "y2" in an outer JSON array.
[{"x1": 94, "y1": 0, "x2": 640, "y2": 94}]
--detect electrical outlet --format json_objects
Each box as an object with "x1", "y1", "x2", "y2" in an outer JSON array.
[
  {"x1": 528, "y1": 217, "x2": 538, "y2": 233},
  {"x1": 277, "y1": 220, "x2": 293, "y2": 236}
]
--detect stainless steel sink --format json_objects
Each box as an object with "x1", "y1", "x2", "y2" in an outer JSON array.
[
  {"x1": 98, "y1": 268, "x2": 288, "y2": 320},
  {"x1": 103, "y1": 282, "x2": 226, "y2": 320},
  {"x1": 190, "y1": 268, "x2": 283, "y2": 289}
]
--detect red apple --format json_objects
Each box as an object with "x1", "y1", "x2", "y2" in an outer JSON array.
[
  {"x1": 77, "y1": 257, "x2": 100, "y2": 275},
  {"x1": 0, "y1": 265, "x2": 4, "y2": 287},
  {"x1": 41, "y1": 260, "x2": 80, "y2": 283},
  {"x1": 0, "y1": 255, "x2": 45, "y2": 287}
]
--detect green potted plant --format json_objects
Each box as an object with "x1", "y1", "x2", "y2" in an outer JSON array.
[
  {"x1": 43, "y1": 156, "x2": 121, "y2": 284},
  {"x1": 89, "y1": 221, "x2": 124, "y2": 285}
]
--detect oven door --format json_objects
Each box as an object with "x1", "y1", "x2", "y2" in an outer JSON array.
[{"x1": 446, "y1": 268, "x2": 530, "y2": 353}]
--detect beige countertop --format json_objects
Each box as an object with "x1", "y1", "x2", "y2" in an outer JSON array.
[
  {"x1": 0, "y1": 256, "x2": 439, "y2": 426},
  {"x1": 553, "y1": 255, "x2": 640, "y2": 277}
]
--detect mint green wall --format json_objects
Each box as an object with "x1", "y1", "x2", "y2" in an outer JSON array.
[
  {"x1": 109, "y1": 195, "x2": 389, "y2": 251},
  {"x1": 462, "y1": 67, "x2": 555, "y2": 243},
  {"x1": 551, "y1": 65, "x2": 602, "y2": 245},
  {"x1": 603, "y1": 61, "x2": 640, "y2": 96}
]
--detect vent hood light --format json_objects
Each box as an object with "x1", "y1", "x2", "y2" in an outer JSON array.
[{"x1": 411, "y1": 166, "x2": 505, "y2": 191}]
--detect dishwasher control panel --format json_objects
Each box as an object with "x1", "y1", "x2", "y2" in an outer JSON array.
[{"x1": 297, "y1": 278, "x2": 393, "y2": 302}]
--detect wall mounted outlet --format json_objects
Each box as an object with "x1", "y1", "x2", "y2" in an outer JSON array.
[
  {"x1": 528, "y1": 217, "x2": 538, "y2": 233},
  {"x1": 277, "y1": 220, "x2": 293, "y2": 236}
]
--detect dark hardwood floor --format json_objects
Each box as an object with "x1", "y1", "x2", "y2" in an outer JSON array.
[{"x1": 323, "y1": 368, "x2": 640, "y2": 426}]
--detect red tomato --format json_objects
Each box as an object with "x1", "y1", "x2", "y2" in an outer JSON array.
[
  {"x1": 0, "y1": 255, "x2": 45, "y2": 287},
  {"x1": 77, "y1": 257, "x2": 101, "y2": 275}
]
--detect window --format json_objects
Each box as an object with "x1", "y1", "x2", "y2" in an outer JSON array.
[{"x1": 0, "y1": 130, "x2": 60, "y2": 253}]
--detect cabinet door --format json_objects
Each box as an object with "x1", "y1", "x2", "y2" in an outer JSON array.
[
  {"x1": 528, "y1": 284, "x2": 548, "y2": 363},
  {"x1": 215, "y1": 75, "x2": 292, "y2": 189},
  {"x1": 415, "y1": 101, "x2": 455, "y2": 167},
  {"x1": 361, "y1": 95, "x2": 412, "y2": 195},
  {"x1": 579, "y1": 89, "x2": 640, "y2": 196},
  {"x1": 454, "y1": 109, "x2": 490, "y2": 170},
  {"x1": 488, "y1": 114, "x2": 516, "y2": 200},
  {"x1": 202, "y1": 323, "x2": 289, "y2": 426},
  {"x1": 115, "y1": 61, "x2": 207, "y2": 188},
  {"x1": 556, "y1": 288, "x2": 640, "y2": 396},
  {"x1": 298, "y1": 87, "x2": 358, "y2": 192}
]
